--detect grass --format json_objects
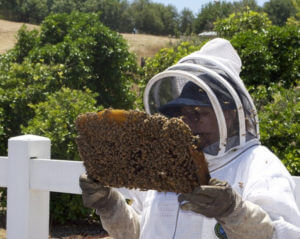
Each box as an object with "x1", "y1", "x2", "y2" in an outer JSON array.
[
  {"x1": 122, "y1": 33, "x2": 178, "y2": 63},
  {"x1": 0, "y1": 19, "x2": 39, "y2": 54},
  {"x1": 0, "y1": 19, "x2": 179, "y2": 63}
]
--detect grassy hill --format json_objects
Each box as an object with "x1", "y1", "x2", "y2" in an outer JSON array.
[
  {"x1": 0, "y1": 19, "x2": 178, "y2": 62},
  {"x1": 0, "y1": 19, "x2": 39, "y2": 54}
]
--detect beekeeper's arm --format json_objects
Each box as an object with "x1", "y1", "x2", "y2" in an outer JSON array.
[
  {"x1": 79, "y1": 174, "x2": 140, "y2": 239},
  {"x1": 243, "y1": 172, "x2": 300, "y2": 239}
]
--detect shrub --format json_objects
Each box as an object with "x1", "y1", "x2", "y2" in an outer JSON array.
[
  {"x1": 214, "y1": 9, "x2": 272, "y2": 38},
  {"x1": 250, "y1": 83, "x2": 300, "y2": 175},
  {"x1": 28, "y1": 12, "x2": 138, "y2": 109},
  {"x1": 231, "y1": 25, "x2": 299, "y2": 88},
  {"x1": 0, "y1": 106, "x2": 4, "y2": 154},
  {"x1": 21, "y1": 88, "x2": 102, "y2": 223},
  {"x1": 13, "y1": 25, "x2": 39, "y2": 63},
  {"x1": 0, "y1": 60, "x2": 65, "y2": 154},
  {"x1": 263, "y1": 0, "x2": 296, "y2": 26},
  {"x1": 0, "y1": 11, "x2": 138, "y2": 154}
]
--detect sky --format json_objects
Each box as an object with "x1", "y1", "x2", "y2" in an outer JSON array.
[{"x1": 151, "y1": 0, "x2": 269, "y2": 14}]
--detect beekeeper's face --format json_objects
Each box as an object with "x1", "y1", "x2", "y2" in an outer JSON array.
[{"x1": 180, "y1": 106, "x2": 219, "y2": 148}]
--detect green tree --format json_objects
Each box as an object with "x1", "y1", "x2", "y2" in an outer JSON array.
[
  {"x1": 0, "y1": 12, "x2": 138, "y2": 152},
  {"x1": 0, "y1": 0, "x2": 21, "y2": 20},
  {"x1": 263, "y1": 0, "x2": 297, "y2": 26},
  {"x1": 194, "y1": 1, "x2": 234, "y2": 33},
  {"x1": 20, "y1": 0, "x2": 49, "y2": 23},
  {"x1": 194, "y1": 0, "x2": 262, "y2": 34},
  {"x1": 130, "y1": 0, "x2": 180, "y2": 35},
  {"x1": 230, "y1": 25, "x2": 299, "y2": 88},
  {"x1": 250, "y1": 84, "x2": 300, "y2": 175},
  {"x1": 286, "y1": 0, "x2": 300, "y2": 26},
  {"x1": 160, "y1": 4, "x2": 179, "y2": 36},
  {"x1": 0, "y1": 58, "x2": 65, "y2": 154},
  {"x1": 179, "y1": 8, "x2": 195, "y2": 35},
  {"x1": 0, "y1": 0, "x2": 50, "y2": 23},
  {"x1": 232, "y1": 0, "x2": 261, "y2": 12},
  {"x1": 50, "y1": 0, "x2": 81, "y2": 14},
  {"x1": 81, "y1": 0, "x2": 133, "y2": 32},
  {"x1": 31, "y1": 12, "x2": 137, "y2": 108},
  {"x1": 131, "y1": 0, "x2": 164, "y2": 35},
  {"x1": 214, "y1": 9, "x2": 272, "y2": 37}
]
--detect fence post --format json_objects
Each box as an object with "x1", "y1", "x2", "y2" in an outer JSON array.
[{"x1": 7, "y1": 135, "x2": 51, "y2": 239}]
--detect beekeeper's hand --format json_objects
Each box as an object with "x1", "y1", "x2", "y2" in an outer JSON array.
[
  {"x1": 178, "y1": 178, "x2": 274, "y2": 239},
  {"x1": 79, "y1": 173, "x2": 140, "y2": 239},
  {"x1": 79, "y1": 173, "x2": 112, "y2": 210},
  {"x1": 178, "y1": 178, "x2": 236, "y2": 218}
]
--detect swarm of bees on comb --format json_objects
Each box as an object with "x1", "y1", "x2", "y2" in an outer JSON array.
[{"x1": 75, "y1": 109, "x2": 210, "y2": 193}]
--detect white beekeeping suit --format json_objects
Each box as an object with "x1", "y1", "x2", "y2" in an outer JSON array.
[{"x1": 80, "y1": 38, "x2": 300, "y2": 239}]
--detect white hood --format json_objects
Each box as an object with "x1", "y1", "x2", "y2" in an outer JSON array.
[
  {"x1": 196, "y1": 38, "x2": 242, "y2": 78},
  {"x1": 143, "y1": 38, "x2": 260, "y2": 171}
]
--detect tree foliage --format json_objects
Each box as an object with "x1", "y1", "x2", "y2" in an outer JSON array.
[
  {"x1": 179, "y1": 8, "x2": 195, "y2": 35},
  {"x1": 250, "y1": 84, "x2": 300, "y2": 175},
  {"x1": 194, "y1": 1, "x2": 234, "y2": 33},
  {"x1": 214, "y1": 9, "x2": 271, "y2": 37},
  {"x1": 33, "y1": 12, "x2": 137, "y2": 109},
  {"x1": 263, "y1": 0, "x2": 297, "y2": 26},
  {"x1": 194, "y1": 0, "x2": 261, "y2": 33},
  {"x1": 2, "y1": 0, "x2": 289, "y2": 36},
  {"x1": 231, "y1": 25, "x2": 299, "y2": 88},
  {"x1": 0, "y1": 12, "x2": 137, "y2": 152},
  {"x1": 22, "y1": 88, "x2": 100, "y2": 160}
]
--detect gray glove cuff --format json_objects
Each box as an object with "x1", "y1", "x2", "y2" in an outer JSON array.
[
  {"x1": 96, "y1": 190, "x2": 140, "y2": 239},
  {"x1": 217, "y1": 195, "x2": 274, "y2": 239}
]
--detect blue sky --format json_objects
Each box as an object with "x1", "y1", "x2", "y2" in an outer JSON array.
[{"x1": 151, "y1": 0, "x2": 269, "y2": 14}]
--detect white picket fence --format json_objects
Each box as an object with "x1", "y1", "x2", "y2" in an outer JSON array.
[{"x1": 0, "y1": 134, "x2": 300, "y2": 239}]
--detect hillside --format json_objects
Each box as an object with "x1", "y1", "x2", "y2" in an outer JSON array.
[
  {"x1": 0, "y1": 19, "x2": 178, "y2": 61},
  {"x1": 0, "y1": 19, "x2": 39, "y2": 54}
]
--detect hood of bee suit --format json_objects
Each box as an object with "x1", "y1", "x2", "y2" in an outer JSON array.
[{"x1": 143, "y1": 38, "x2": 260, "y2": 172}]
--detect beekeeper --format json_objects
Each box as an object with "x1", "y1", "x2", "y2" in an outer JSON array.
[{"x1": 79, "y1": 38, "x2": 300, "y2": 239}]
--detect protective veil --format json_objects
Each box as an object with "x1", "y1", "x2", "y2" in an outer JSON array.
[{"x1": 100, "y1": 38, "x2": 300, "y2": 239}]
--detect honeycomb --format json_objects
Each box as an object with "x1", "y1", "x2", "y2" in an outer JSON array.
[{"x1": 75, "y1": 109, "x2": 210, "y2": 193}]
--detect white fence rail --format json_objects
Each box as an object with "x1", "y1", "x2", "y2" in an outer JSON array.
[{"x1": 0, "y1": 134, "x2": 299, "y2": 239}]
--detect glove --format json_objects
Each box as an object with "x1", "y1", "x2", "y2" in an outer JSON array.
[
  {"x1": 79, "y1": 173, "x2": 112, "y2": 211},
  {"x1": 79, "y1": 173, "x2": 140, "y2": 239},
  {"x1": 178, "y1": 178, "x2": 274, "y2": 239},
  {"x1": 178, "y1": 178, "x2": 236, "y2": 218}
]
